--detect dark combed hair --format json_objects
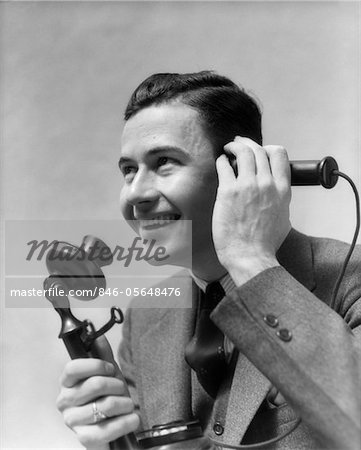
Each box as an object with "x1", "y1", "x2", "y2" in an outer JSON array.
[{"x1": 124, "y1": 71, "x2": 262, "y2": 154}]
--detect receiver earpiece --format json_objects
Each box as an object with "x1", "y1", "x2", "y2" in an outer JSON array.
[{"x1": 290, "y1": 156, "x2": 339, "y2": 188}]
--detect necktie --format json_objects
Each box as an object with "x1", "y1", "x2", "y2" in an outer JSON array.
[{"x1": 185, "y1": 281, "x2": 227, "y2": 398}]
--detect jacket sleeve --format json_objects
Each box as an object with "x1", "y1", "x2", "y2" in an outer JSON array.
[{"x1": 211, "y1": 266, "x2": 361, "y2": 450}]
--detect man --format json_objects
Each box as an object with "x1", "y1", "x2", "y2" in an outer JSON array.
[{"x1": 56, "y1": 72, "x2": 361, "y2": 449}]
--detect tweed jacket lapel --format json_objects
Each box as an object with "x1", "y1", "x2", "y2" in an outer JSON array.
[
  {"x1": 221, "y1": 229, "x2": 316, "y2": 445},
  {"x1": 222, "y1": 354, "x2": 272, "y2": 445},
  {"x1": 139, "y1": 282, "x2": 198, "y2": 428}
]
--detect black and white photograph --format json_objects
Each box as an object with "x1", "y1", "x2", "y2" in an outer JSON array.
[{"x1": 1, "y1": 1, "x2": 360, "y2": 449}]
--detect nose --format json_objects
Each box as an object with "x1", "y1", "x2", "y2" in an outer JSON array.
[{"x1": 124, "y1": 168, "x2": 159, "y2": 206}]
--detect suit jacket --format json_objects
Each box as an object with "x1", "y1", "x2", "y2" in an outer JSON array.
[{"x1": 118, "y1": 229, "x2": 361, "y2": 449}]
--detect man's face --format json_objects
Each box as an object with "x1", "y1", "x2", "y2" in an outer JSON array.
[{"x1": 119, "y1": 103, "x2": 219, "y2": 268}]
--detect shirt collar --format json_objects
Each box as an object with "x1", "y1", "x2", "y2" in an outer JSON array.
[{"x1": 189, "y1": 271, "x2": 236, "y2": 296}]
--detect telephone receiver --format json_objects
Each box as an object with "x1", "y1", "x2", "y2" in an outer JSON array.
[
  {"x1": 44, "y1": 235, "x2": 139, "y2": 450},
  {"x1": 228, "y1": 155, "x2": 339, "y2": 189},
  {"x1": 290, "y1": 157, "x2": 339, "y2": 188}
]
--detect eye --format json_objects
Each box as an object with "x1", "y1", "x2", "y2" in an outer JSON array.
[
  {"x1": 157, "y1": 156, "x2": 170, "y2": 167},
  {"x1": 123, "y1": 166, "x2": 136, "y2": 174},
  {"x1": 157, "y1": 156, "x2": 181, "y2": 169},
  {"x1": 119, "y1": 164, "x2": 137, "y2": 177}
]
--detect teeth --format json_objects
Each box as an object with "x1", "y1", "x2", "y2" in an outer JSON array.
[{"x1": 140, "y1": 214, "x2": 179, "y2": 227}]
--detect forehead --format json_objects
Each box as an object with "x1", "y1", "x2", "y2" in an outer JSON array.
[{"x1": 120, "y1": 103, "x2": 213, "y2": 157}]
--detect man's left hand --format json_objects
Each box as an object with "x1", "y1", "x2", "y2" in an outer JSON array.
[{"x1": 212, "y1": 136, "x2": 292, "y2": 285}]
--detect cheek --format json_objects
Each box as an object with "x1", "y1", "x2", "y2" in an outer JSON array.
[
  {"x1": 119, "y1": 189, "x2": 133, "y2": 220},
  {"x1": 181, "y1": 179, "x2": 218, "y2": 221},
  {"x1": 119, "y1": 191, "x2": 139, "y2": 235},
  {"x1": 198, "y1": 171, "x2": 218, "y2": 203}
]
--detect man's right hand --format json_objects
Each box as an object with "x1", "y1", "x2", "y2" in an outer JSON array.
[{"x1": 56, "y1": 340, "x2": 139, "y2": 449}]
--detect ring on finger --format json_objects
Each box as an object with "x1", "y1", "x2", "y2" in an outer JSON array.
[{"x1": 92, "y1": 401, "x2": 108, "y2": 423}]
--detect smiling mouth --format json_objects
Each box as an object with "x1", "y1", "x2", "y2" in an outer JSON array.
[{"x1": 139, "y1": 214, "x2": 181, "y2": 229}]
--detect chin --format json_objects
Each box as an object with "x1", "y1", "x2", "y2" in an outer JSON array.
[
  {"x1": 145, "y1": 254, "x2": 189, "y2": 269},
  {"x1": 139, "y1": 221, "x2": 192, "y2": 268},
  {"x1": 149, "y1": 246, "x2": 192, "y2": 268}
]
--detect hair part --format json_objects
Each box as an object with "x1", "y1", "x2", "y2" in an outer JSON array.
[{"x1": 124, "y1": 71, "x2": 262, "y2": 154}]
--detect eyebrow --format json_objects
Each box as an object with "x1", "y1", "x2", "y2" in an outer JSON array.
[{"x1": 118, "y1": 146, "x2": 190, "y2": 167}]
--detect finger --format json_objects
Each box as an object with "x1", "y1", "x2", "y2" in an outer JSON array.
[
  {"x1": 234, "y1": 136, "x2": 271, "y2": 178},
  {"x1": 216, "y1": 154, "x2": 236, "y2": 187},
  {"x1": 224, "y1": 141, "x2": 255, "y2": 178},
  {"x1": 264, "y1": 146, "x2": 291, "y2": 187},
  {"x1": 64, "y1": 396, "x2": 135, "y2": 428},
  {"x1": 76, "y1": 376, "x2": 126, "y2": 406},
  {"x1": 57, "y1": 376, "x2": 125, "y2": 410},
  {"x1": 74, "y1": 413, "x2": 140, "y2": 448},
  {"x1": 60, "y1": 358, "x2": 116, "y2": 388},
  {"x1": 91, "y1": 336, "x2": 127, "y2": 385}
]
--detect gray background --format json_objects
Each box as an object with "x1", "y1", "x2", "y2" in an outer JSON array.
[{"x1": 1, "y1": 1, "x2": 360, "y2": 448}]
